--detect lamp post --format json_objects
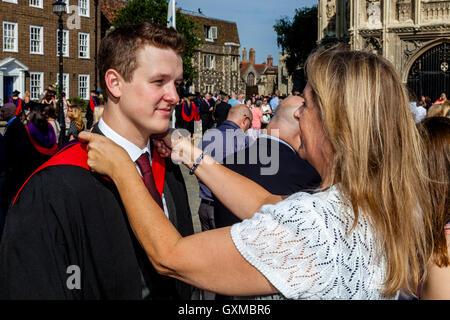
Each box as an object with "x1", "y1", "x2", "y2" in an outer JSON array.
[{"x1": 53, "y1": 0, "x2": 67, "y2": 146}]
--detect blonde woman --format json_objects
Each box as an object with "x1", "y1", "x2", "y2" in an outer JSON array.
[
  {"x1": 80, "y1": 48, "x2": 434, "y2": 299},
  {"x1": 93, "y1": 105, "x2": 104, "y2": 126},
  {"x1": 426, "y1": 101, "x2": 450, "y2": 119},
  {"x1": 67, "y1": 105, "x2": 85, "y2": 140}
]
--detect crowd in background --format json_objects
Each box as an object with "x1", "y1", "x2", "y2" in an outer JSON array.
[{"x1": 0, "y1": 87, "x2": 105, "y2": 234}]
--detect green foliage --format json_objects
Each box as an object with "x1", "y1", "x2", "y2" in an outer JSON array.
[
  {"x1": 274, "y1": 6, "x2": 318, "y2": 76},
  {"x1": 68, "y1": 97, "x2": 88, "y2": 112},
  {"x1": 111, "y1": 0, "x2": 202, "y2": 85}
]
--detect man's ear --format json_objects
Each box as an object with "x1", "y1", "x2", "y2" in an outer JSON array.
[{"x1": 104, "y1": 69, "x2": 122, "y2": 99}]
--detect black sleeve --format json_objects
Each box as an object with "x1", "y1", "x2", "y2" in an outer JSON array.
[
  {"x1": 0, "y1": 171, "x2": 80, "y2": 299},
  {"x1": 0, "y1": 166, "x2": 142, "y2": 299}
]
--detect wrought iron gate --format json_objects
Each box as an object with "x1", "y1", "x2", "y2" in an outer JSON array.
[{"x1": 407, "y1": 41, "x2": 450, "y2": 101}]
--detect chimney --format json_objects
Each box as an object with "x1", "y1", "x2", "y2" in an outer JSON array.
[
  {"x1": 249, "y1": 48, "x2": 255, "y2": 64},
  {"x1": 242, "y1": 48, "x2": 247, "y2": 61},
  {"x1": 267, "y1": 55, "x2": 273, "y2": 66}
]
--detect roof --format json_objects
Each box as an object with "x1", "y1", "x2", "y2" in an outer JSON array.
[
  {"x1": 240, "y1": 61, "x2": 252, "y2": 76},
  {"x1": 182, "y1": 13, "x2": 240, "y2": 45},
  {"x1": 100, "y1": 0, "x2": 128, "y2": 24}
]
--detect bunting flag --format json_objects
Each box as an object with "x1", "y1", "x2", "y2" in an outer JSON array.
[{"x1": 167, "y1": 0, "x2": 176, "y2": 29}]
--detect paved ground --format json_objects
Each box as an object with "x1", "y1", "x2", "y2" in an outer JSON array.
[{"x1": 180, "y1": 122, "x2": 203, "y2": 234}]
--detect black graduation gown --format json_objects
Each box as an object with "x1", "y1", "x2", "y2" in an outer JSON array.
[{"x1": 0, "y1": 132, "x2": 195, "y2": 299}]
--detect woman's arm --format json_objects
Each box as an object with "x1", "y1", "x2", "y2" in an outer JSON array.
[
  {"x1": 81, "y1": 132, "x2": 277, "y2": 296},
  {"x1": 158, "y1": 132, "x2": 282, "y2": 220}
]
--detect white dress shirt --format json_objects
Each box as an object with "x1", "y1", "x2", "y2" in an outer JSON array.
[{"x1": 98, "y1": 118, "x2": 169, "y2": 218}]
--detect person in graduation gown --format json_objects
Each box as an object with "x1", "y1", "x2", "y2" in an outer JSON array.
[
  {"x1": 0, "y1": 22, "x2": 195, "y2": 300},
  {"x1": 86, "y1": 89, "x2": 102, "y2": 130},
  {"x1": 0, "y1": 103, "x2": 29, "y2": 213},
  {"x1": 8, "y1": 90, "x2": 23, "y2": 118}
]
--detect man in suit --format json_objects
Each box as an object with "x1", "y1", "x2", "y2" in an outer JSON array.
[
  {"x1": 213, "y1": 94, "x2": 231, "y2": 127},
  {"x1": 214, "y1": 95, "x2": 322, "y2": 229},
  {"x1": 197, "y1": 104, "x2": 252, "y2": 300},
  {"x1": 199, "y1": 93, "x2": 214, "y2": 134},
  {"x1": 0, "y1": 22, "x2": 195, "y2": 300}
]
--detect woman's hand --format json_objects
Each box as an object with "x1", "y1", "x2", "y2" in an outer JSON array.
[
  {"x1": 152, "y1": 129, "x2": 200, "y2": 167},
  {"x1": 78, "y1": 131, "x2": 133, "y2": 180}
]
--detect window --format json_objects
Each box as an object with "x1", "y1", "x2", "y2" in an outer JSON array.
[
  {"x1": 204, "y1": 26, "x2": 217, "y2": 41},
  {"x1": 29, "y1": 0, "x2": 43, "y2": 8},
  {"x1": 78, "y1": 0, "x2": 89, "y2": 17},
  {"x1": 203, "y1": 54, "x2": 215, "y2": 70},
  {"x1": 78, "y1": 74, "x2": 89, "y2": 100},
  {"x1": 2, "y1": 0, "x2": 18, "y2": 3},
  {"x1": 232, "y1": 56, "x2": 238, "y2": 71},
  {"x1": 56, "y1": 73, "x2": 69, "y2": 98},
  {"x1": 30, "y1": 72, "x2": 44, "y2": 100},
  {"x1": 205, "y1": 85, "x2": 214, "y2": 94},
  {"x1": 30, "y1": 26, "x2": 43, "y2": 54},
  {"x1": 3, "y1": 22, "x2": 18, "y2": 52},
  {"x1": 247, "y1": 72, "x2": 255, "y2": 86},
  {"x1": 57, "y1": 30, "x2": 69, "y2": 57},
  {"x1": 78, "y1": 32, "x2": 89, "y2": 58}
]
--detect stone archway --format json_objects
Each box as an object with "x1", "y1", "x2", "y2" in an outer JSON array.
[{"x1": 405, "y1": 39, "x2": 450, "y2": 101}]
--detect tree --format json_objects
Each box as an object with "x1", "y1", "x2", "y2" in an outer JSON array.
[
  {"x1": 112, "y1": 0, "x2": 202, "y2": 86},
  {"x1": 274, "y1": 6, "x2": 318, "y2": 76}
]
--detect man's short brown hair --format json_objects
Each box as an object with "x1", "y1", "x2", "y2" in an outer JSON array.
[{"x1": 98, "y1": 22, "x2": 185, "y2": 102}]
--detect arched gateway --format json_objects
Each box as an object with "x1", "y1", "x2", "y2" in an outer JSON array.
[{"x1": 407, "y1": 41, "x2": 450, "y2": 101}]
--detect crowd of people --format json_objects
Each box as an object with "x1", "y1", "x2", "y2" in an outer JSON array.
[{"x1": 0, "y1": 20, "x2": 448, "y2": 301}]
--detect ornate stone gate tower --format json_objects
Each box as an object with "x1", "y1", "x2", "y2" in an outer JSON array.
[{"x1": 318, "y1": 0, "x2": 450, "y2": 100}]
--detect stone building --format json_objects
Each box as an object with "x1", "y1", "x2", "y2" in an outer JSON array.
[
  {"x1": 0, "y1": 0, "x2": 102, "y2": 104},
  {"x1": 318, "y1": 0, "x2": 450, "y2": 100},
  {"x1": 240, "y1": 47, "x2": 278, "y2": 97},
  {"x1": 182, "y1": 11, "x2": 243, "y2": 96},
  {"x1": 277, "y1": 52, "x2": 294, "y2": 96}
]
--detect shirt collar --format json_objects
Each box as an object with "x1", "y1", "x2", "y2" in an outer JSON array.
[
  {"x1": 259, "y1": 133, "x2": 296, "y2": 153},
  {"x1": 98, "y1": 118, "x2": 150, "y2": 162}
]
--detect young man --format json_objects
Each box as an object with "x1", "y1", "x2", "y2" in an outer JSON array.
[{"x1": 0, "y1": 22, "x2": 195, "y2": 300}]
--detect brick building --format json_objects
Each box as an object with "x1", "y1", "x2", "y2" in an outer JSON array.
[
  {"x1": 240, "y1": 47, "x2": 278, "y2": 97},
  {"x1": 0, "y1": 0, "x2": 101, "y2": 105}
]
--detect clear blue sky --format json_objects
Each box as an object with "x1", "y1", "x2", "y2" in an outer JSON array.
[{"x1": 177, "y1": 0, "x2": 318, "y2": 66}]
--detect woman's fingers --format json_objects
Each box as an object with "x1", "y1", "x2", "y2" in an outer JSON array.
[{"x1": 78, "y1": 131, "x2": 130, "y2": 177}]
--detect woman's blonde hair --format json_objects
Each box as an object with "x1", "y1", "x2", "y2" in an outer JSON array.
[
  {"x1": 68, "y1": 105, "x2": 84, "y2": 132},
  {"x1": 93, "y1": 105, "x2": 104, "y2": 124},
  {"x1": 426, "y1": 101, "x2": 450, "y2": 119},
  {"x1": 305, "y1": 47, "x2": 433, "y2": 297}
]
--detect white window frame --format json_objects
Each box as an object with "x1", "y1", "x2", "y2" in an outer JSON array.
[
  {"x1": 2, "y1": 0, "x2": 18, "y2": 4},
  {"x1": 78, "y1": 0, "x2": 90, "y2": 18},
  {"x1": 232, "y1": 56, "x2": 238, "y2": 72},
  {"x1": 204, "y1": 26, "x2": 217, "y2": 41},
  {"x1": 203, "y1": 54, "x2": 215, "y2": 70},
  {"x1": 30, "y1": 72, "x2": 44, "y2": 100},
  {"x1": 57, "y1": 29, "x2": 69, "y2": 57},
  {"x1": 205, "y1": 85, "x2": 214, "y2": 94},
  {"x1": 56, "y1": 73, "x2": 70, "y2": 98},
  {"x1": 3, "y1": 22, "x2": 18, "y2": 52},
  {"x1": 30, "y1": 25, "x2": 44, "y2": 55},
  {"x1": 78, "y1": 74, "x2": 90, "y2": 100},
  {"x1": 29, "y1": 0, "x2": 43, "y2": 8},
  {"x1": 78, "y1": 32, "x2": 90, "y2": 59}
]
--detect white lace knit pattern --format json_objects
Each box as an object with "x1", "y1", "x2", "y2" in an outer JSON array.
[{"x1": 230, "y1": 185, "x2": 397, "y2": 300}]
